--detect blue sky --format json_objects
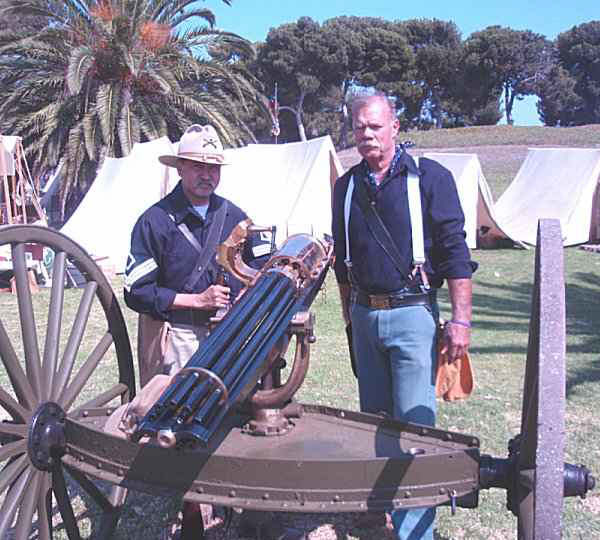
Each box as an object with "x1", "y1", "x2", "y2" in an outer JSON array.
[{"x1": 208, "y1": 0, "x2": 599, "y2": 126}]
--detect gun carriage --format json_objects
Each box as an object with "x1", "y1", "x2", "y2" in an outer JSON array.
[{"x1": 0, "y1": 219, "x2": 595, "y2": 539}]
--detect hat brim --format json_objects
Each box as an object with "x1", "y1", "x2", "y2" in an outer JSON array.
[{"x1": 158, "y1": 154, "x2": 229, "y2": 167}]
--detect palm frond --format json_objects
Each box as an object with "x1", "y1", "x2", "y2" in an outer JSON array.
[{"x1": 67, "y1": 46, "x2": 95, "y2": 94}]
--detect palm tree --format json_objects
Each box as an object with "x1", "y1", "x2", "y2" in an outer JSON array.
[{"x1": 0, "y1": 0, "x2": 262, "y2": 217}]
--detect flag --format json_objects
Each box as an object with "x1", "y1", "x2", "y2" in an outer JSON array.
[{"x1": 268, "y1": 83, "x2": 280, "y2": 137}]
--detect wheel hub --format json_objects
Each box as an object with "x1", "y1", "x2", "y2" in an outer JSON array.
[{"x1": 28, "y1": 402, "x2": 67, "y2": 471}]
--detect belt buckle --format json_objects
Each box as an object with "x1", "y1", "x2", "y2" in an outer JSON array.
[{"x1": 370, "y1": 295, "x2": 391, "y2": 309}]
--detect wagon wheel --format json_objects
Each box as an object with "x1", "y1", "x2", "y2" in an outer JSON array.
[
  {"x1": 0, "y1": 225, "x2": 135, "y2": 539},
  {"x1": 512, "y1": 219, "x2": 567, "y2": 540}
]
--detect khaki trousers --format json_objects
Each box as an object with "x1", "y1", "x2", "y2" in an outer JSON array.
[{"x1": 137, "y1": 313, "x2": 209, "y2": 387}]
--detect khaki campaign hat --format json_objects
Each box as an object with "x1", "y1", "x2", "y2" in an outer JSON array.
[{"x1": 159, "y1": 124, "x2": 229, "y2": 167}]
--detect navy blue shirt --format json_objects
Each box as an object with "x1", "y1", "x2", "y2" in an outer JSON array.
[
  {"x1": 124, "y1": 182, "x2": 270, "y2": 322},
  {"x1": 332, "y1": 150, "x2": 477, "y2": 293}
]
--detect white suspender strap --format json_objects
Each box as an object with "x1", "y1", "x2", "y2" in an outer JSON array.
[
  {"x1": 343, "y1": 175, "x2": 355, "y2": 267},
  {"x1": 407, "y1": 157, "x2": 430, "y2": 289},
  {"x1": 407, "y1": 158, "x2": 425, "y2": 265}
]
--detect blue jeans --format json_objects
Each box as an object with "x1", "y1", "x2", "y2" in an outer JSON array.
[{"x1": 351, "y1": 301, "x2": 437, "y2": 540}]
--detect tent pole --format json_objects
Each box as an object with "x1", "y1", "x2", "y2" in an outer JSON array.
[
  {"x1": 16, "y1": 141, "x2": 27, "y2": 224},
  {"x1": 11, "y1": 167, "x2": 17, "y2": 221}
]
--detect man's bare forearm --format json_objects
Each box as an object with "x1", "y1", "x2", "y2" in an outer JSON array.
[
  {"x1": 447, "y1": 278, "x2": 472, "y2": 325},
  {"x1": 444, "y1": 278, "x2": 472, "y2": 362}
]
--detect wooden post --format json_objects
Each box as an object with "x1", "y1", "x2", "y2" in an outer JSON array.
[
  {"x1": 18, "y1": 140, "x2": 46, "y2": 224},
  {"x1": 0, "y1": 135, "x2": 13, "y2": 224}
]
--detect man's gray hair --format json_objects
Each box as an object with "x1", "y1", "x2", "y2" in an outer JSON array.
[{"x1": 351, "y1": 91, "x2": 397, "y2": 119}]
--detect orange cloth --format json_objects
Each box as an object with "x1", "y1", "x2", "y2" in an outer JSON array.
[{"x1": 435, "y1": 331, "x2": 474, "y2": 401}]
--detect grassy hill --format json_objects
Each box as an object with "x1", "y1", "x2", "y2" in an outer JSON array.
[{"x1": 403, "y1": 123, "x2": 600, "y2": 148}]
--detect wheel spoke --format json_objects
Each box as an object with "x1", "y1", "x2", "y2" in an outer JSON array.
[
  {"x1": 0, "y1": 422, "x2": 27, "y2": 438},
  {"x1": 64, "y1": 464, "x2": 113, "y2": 512},
  {"x1": 74, "y1": 383, "x2": 129, "y2": 412},
  {"x1": 51, "y1": 281, "x2": 98, "y2": 402},
  {"x1": 0, "y1": 319, "x2": 36, "y2": 410},
  {"x1": 0, "y1": 438, "x2": 27, "y2": 462},
  {"x1": 41, "y1": 251, "x2": 67, "y2": 401},
  {"x1": 0, "y1": 454, "x2": 28, "y2": 495},
  {"x1": 15, "y1": 469, "x2": 42, "y2": 540},
  {"x1": 59, "y1": 332, "x2": 113, "y2": 410},
  {"x1": 0, "y1": 464, "x2": 33, "y2": 537},
  {"x1": 52, "y1": 465, "x2": 83, "y2": 540},
  {"x1": 11, "y1": 242, "x2": 43, "y2": 399},
  {"x1": 0, "y1": 387, "x2": 30, "y2": 424},
  {"x1": 37, "y1": 472, "x2": 52, "y2": 540}
]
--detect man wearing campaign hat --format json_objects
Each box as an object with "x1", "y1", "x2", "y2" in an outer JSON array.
[
  {"x1": 125, "y1": 124, "x2": 269, "y2": 385},
  {"x1": 124, "y1": 124, "x2": 271, "y2": 538}
]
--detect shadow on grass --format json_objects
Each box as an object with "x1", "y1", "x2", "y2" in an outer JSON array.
[
  {"x1": 564, "y1": 272, "x2": 600, "y2": 396},
  {"x1": 471, "y1": 271, "x2": 600, "y2": 395}
]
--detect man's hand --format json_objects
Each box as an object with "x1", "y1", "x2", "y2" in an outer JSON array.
[
  {"x1": 171, "y1": 285, "x2": 230, "y2": 311},
  {"x1": 440, "y1": 321, "x2": 470, "y2": 363},
  {"x1": 191, "y1": 285, "x2": 230, "y2": 310}
]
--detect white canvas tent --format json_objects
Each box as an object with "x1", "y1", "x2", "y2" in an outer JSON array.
[
  {"x1": 490, "y1": 148, "x2": 600, "y2": 246},
  {"x1": 421, "y1": 152, "x2": 505, "y2": 249},
  {"x1": 0, "y1": 136, "x2": 19, "y2": 176},
  {"x1": 61, "y1": 135, "x2": 342, "y2": 272},
  {"x1": 61, "y1": 137, "x2": 178, "y2": 272},
  {"x1": 217, "y1": 136, "x2": 343, "y2": 244}
]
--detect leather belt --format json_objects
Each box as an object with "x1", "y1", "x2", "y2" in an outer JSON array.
[{"x1": 353, "y1": 289, "x2": 432, "y2": 310}]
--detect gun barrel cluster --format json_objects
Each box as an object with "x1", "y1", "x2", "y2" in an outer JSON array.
[{"x1": 133, "y1": 233, "x2": 331, "y2": 449}]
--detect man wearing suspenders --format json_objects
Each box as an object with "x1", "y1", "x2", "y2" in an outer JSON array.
[{"x1": 331, "y1": 94, "x2": 477, "y2": 540}]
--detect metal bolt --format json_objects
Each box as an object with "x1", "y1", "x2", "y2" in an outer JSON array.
[
  {"x1": 82, "y1": 411, "x2": 89, "y2": 417},
  {"x1": 229, "y1": 490, "x2": 236, "y2": 497},
  {"x1": 439, "y1": 488, "x2": 446, "y2": 495},
  {"x1": 196, "y1": 487, "x2": 204, "y2": 494},
  {"x1": 404, "y1": 491, "x2": 411, "y2": 498},
  {"x1": 262, "y1": 493, "x2": 269, "y2": 500},
  {"x1": 450, "y1": 490, "x2": 457, "y2": 515},
  {"x1": 333, "y1": 495, "x2": 340, "y2": 502}
]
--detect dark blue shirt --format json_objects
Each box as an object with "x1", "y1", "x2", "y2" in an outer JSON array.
[
  {"x1": 332, "y1": 150, "x2": 477, "y2": 293},
  {"x1": 124, "y1": 182, "x2": 270, "y2": 322}
]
